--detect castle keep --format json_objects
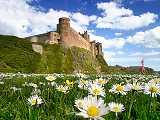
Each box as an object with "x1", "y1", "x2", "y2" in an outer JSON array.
[{"x1": 26, "y1": 17, "x2": 103, "y2": 57}]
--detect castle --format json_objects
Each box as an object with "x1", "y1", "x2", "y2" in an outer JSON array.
[{"x1": 26, "y1": 17, "x2": 103, "y2": 57}]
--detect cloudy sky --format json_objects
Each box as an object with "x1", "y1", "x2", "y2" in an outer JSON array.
[{"x1": 0, "y1": 0, "x2": 160, "y2": 71}]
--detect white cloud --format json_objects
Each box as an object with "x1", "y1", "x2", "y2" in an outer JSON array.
[
  {"x1": 0, "y1": 0, "x2": 95, "y2": 37},
  {"x1": 70, "y1": 12, "x2": 97, "y2": 33},
  {"x1": 108, "y1": 57, "x2": 142, "y2": 63},
  {"x1": 72, "y1": 12, "x2": 96, "y2": 26},
  {"x1": 90, "y1": 34, "x2": 126, "y2": 49},
  {"x1": 130, "y1": 50, "x2": 160, "y2": 56},
  {"x1": 0, "y1": 0, "x2": 71, "y2": 37},
  {"x1": 127, "y1": 26, "x2": 160, "y2": 48},
  {"x1": 103, "y1": 50, "x2": 125, "y2": 63},
  {"x1": 115, "y1": 32, "x2": 122, "y2": 36},
  {"x1": 95, "y1": 2, "x2": 158, "y2": 30}
]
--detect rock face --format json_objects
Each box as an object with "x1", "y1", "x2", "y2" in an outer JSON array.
[
  {"x1": 26, "y1": 17, "x2": 103, "y2": 58},
  {"x1": 32, "y1": 44, "x2": 43, "y2": 54},
  {"x1": 35, "y1": 44, "x2": 107, "y2": 74}
]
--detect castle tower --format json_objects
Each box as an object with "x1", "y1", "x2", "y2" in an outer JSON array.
[
  {"x1": 57, "y1": 17, "x2": 70, "y2": 46},
  {"x1": 90, "y1": 40, "x2": 96, "y2": 57},
  {"x1": 96, "y1": 42, "x2": 103, "y2": 56},
  {"x1": 83, "y1": 31, "x2": 90, "y2": 41}
]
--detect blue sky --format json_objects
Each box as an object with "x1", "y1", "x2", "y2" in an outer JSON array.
[{"x1": 0, "y1": 0, "x2": 160, "y2": 71}]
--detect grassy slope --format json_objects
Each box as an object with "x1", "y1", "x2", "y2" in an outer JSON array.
[
  {"x1": 35, "y1": 45, "x2": 104, "y2": 74},
  {"x1": 0, "y1": 35, "x2": 41, "y2": 73},
  {"x1": 0, "y1": 35, "x2": 108, "y2": 73}
]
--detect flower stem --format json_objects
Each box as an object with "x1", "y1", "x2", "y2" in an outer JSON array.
[{"x1": 128, "y1": 93, "x2": 135, "y2": 119}]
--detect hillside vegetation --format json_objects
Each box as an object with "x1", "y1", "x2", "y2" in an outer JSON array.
[
  {"x1": 0, "y1": 35, "x2": 108, "y2": 73},
  {"x1": 0, "y1": 35, "x2": 41, "y2": 73}
]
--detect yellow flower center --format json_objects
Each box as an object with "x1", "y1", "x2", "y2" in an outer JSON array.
[
  {"x1": 133, "y1": 85, "x2": 138, "y2": 89},
  {"x1": 77, "y1": 102, "x2": 83, "y2": 107},
  {"x1": 113, "y1": 106, "x2": 120, "y2": 112},
  {"x1": 48, "y1": 76, "x2": 53, "y2": 81},
  {"x1": 98, "y1": 79, "x2": 104, "y2": 84},
  {"x1": 93, "y1": 88, "x2": 101, "y2": 95},
  {"x1": 87, "y1": 106, "x2": 99, "y2": 117},
  {"x1": 60, "y1": 88, "x2": 65, "y2": 92},
  {"x1": 116, "y1": 85, "x2": 124, "y2": 91},
  {"x1": 82, "y1": 80, "x2": 86, "y2": 84},
  {"x1": 31, "y1": 99, "x2": 37, "y2": 105},
  {"x1": 32, "y1": 83, "x2": 36, "y2": 87},
  {"x1": 149, "y1": 86, "x2": 157, "y2": 92},
  {"x1": 154, "y1": 79, "x2": 158, "y2": 84}
]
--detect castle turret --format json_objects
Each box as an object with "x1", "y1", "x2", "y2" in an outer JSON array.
[
  {"x1": 58, "y1": 17, "x2": 70, "y2": 46},
  {"x1": 96, "y1": 42, "x2": 103, "y2": 56},
  {"x1": 83, "y1": 31, "x2": 90, "y2": 41},
  {"x1": 90, "y1": 40, "x2": 96, "y2": 57}
]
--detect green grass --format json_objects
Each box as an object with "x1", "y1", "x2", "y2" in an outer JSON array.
[
  {"x1": 0, "y1": 73, "x2": 159, "y2": 120},
  {"x1": 0, "y1": 35, "x2": 41, "y2": 73}
]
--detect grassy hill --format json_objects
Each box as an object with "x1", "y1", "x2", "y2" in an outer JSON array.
[
  {"x1": 0, "y1": 35, "x2": 41, "y2": 73},
  {"x1": 110, "y1": 65, "x2": 156, "y2": 74},
  {"x1": 0, "y1": 35, "x2": 108, "y2": 74}
]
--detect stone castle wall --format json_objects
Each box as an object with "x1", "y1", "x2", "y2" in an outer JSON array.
[
  {"x1": 26, "y1": 17, "x2": 103, "y2": 57},
  {"x1": 58, "y1": 19, "x2": 91, "y2": 51}
]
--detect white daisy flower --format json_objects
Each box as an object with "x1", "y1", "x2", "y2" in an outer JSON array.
[
  {"x1": 56, "y1": 85, "x2": 68, "y2": 94},
  {"x1": 28, "y1": 95, "x2": 43, "y2": 106},
  {"x1": 127, "y1": 82, "x2": 143, "y2": 91},
  {"x1": 88, "y1": 84, "x2": 106, "y2": 97},
  {"x1": 75, "y1": 95, "x2": 109, "y2": 120},
  {"x1": 149, "y1": 78, "x2": 160, "y2": 85},
  {"x1": 0, "y1": 81, "x2": 4, "y2": 84},
  {"x1": 45, "y1": 75, "x2": 56, "y2": 81},
  {"x1": 94, "y1": 78, "x2": 108, "y2": 85},
  {"x1": 144, "y1": 82, "x2": 160, "y2": 97},
  {"x1": 109, "y1": 84, "x2": 127, "y2": 95},
  {"x1": 76, "y1": 73, "x2": 86, "y2": 78},
  {"x1": 75, "y1": 99, "x2": 85, "y2": 108},
  {"x1": 108, "y1": 102, "x2": 125, "y2": 116},
  {"x1": 78, "y1": 79, "x2": 89, "y2": 90},
  {"x1": 29, "y1": 83, "x2": 38, "y2": 88},
  {"x1": 51, "y1": 81, "x2": 57, "y2": 87}
]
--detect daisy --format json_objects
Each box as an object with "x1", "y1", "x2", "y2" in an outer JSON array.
[
  {"x1": 45, "y1": 75, "x2": 56, "y2": 81},
  {"x1": 75, "y1": 95, "x2": 109, "y2": 120},
  {"x1": 78, "y1": 79, "x2": 89, "y2": 90},
  {"x1": 108, "y1": 102, "x2": 125, "y2": 116},
  {"x1": 28, "y1": 95, "x2": 43, "y2": 106},
  {"x1": 94, "y1": 78, "x2": 108, "y2": 85},
  {"x1": 75, "y1": 99, "x2": 85, "y2": 108},
  {"x1": 29, "y1": 83, "x2": 38, "y2": 88},
  {"x1": 109, "y1": 84, "x2": 127, "y2": 95},
  {"x1": 149, "y1": 78, "x2": 160, "y2": 85},
  {"x1": 56, "y1": 85, "x2": 68, "y2": 94},
  {"x1": 88, "y1": 84, "x2": 106, "y2": 97},
  {"x1": 143, "y1": 82, "x2": 160, "y2": 97},
  {"x1": 76, "y1": 73, "x2": 86, "y2": 78},
  {"x1": 127, "y1": 82, "x2": 143, "y2": 91}
]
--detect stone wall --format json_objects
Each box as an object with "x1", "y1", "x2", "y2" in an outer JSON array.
[
  {"x1": 67, "y1": 28, "x2": 91, "y2": 50},
  {"x1": 26, "y1": 32, "x2": 59, "y2": 44},
  {"x1": 58, "y1": 17, "x2": 91, "y2": 51},
  {"x1": 26, "y1": 17, "x2": 103, "y2": 57}
]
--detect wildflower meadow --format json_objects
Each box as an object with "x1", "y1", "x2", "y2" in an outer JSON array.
[{"x1": 0, "y1": 73, "x2": 160, "y2": 120}]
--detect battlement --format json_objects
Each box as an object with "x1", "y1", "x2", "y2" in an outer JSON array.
[{"x1": 26, "y1": 17, "x2": 103, "y2": 57}]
